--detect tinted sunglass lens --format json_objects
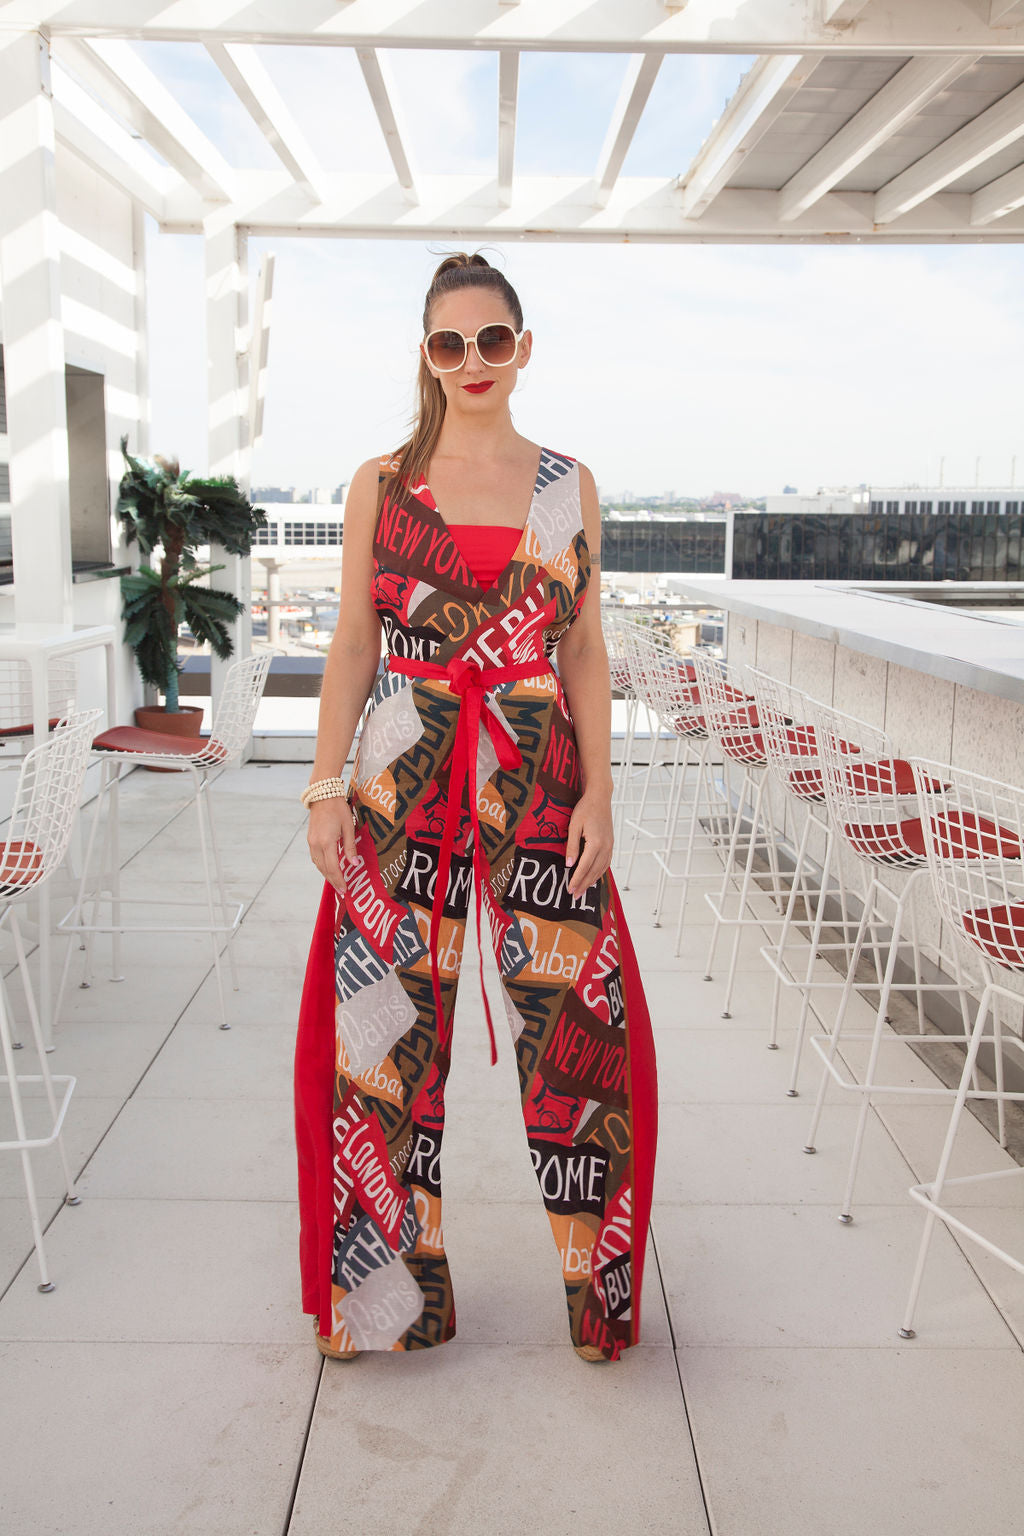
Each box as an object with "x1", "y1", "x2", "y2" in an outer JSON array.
[
  {"x1": 426, "y1": 330, "x2": 467, "y2": 370},
  {"x1": 476, "y1": 324, "x2": 517, "y2": 365}
]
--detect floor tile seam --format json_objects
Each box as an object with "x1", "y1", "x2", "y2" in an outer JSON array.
[
  {"x1": 123, "y1": 1093, "x2": 296, "y2": 1102},
  {"x1": 671, "y1": 1340, "x2": 1024, "y2": 1354},
  {"x1": 67, "y1": 1193, "x2": 302, "y2": 1203},
  {"x1": 0, "y1": 1336, "x2": 316, "y2": 1353},
  {"x1": 648, "y1": 1225, "x2": 717, "y2": 1535}
]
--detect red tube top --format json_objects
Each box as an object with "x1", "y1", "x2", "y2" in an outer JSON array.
[{"x1": 445, "y1": 523, "x2": 523, "y2": 590}]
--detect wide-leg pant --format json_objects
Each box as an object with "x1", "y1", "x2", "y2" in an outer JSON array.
[{"x1": 294, "y1": 837, "x2": 657, "y2": 1361}]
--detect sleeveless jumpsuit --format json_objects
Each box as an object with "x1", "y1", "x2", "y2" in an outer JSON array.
[{"x1": 294, "y1": 448, "x2": 658, "y2": 1362}]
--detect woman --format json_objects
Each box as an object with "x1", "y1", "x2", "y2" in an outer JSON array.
[{"x1": 294, "y1": 252, "x2": 657, "y2": 1364}]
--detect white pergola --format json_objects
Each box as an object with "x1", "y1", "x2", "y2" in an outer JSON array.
[{"x1": 2, "y1": 0, "x2": 1024, "y2": 676}]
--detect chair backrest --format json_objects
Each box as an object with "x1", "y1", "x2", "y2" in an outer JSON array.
[
  {"x1": 910, "y1": 758, "x2": 1024, "y2": 973},
  {"x1": 0, "y1": 657, "x2": 77, "y2": 743},
  {"x1": 0, "y1": 709, "x2": 101, "y2": 899},
  {"x1": 747, "y1": 668, "x2": 825, "y2": 802},
  {"x1": 625, "y1": 629, "x2": 702, "y2": 733},
  {"x1": 810, "y1": 699, "x2": 930, "y2": 869},
  {"x1": 602, "y1": 609, "x2": 638, "y2": 697},
  {"x1": 202, "y1": 654, "x2": 273, "y2": 765},
  {"x1": 691, "y1": 652, "x2": 764, "y2": 765}
]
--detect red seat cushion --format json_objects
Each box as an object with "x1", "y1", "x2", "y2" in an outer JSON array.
[
  {"x1": 0, "y1": 717, "x2": 61, "y2": 738},
  {"x1": 961, "y1": 903, "x2": 1024, "y2": 969},
  {"x1": 844, "y1": 758, "x2": 945, "y2": 797},
  {"x1": 930, "y1": 810, "x2": 1022, "y2": 861},
  {"x1": 842, "y1": 816, "x2": 927, "y2": 864},
  {"x1": 93, "y1": 725, "x2": 207, "y2": 758},
  {"x1": 0, "y1": 840, "x2": 43, "y2": 889},
  {"x1": 720, "y1": 730, "x2": 766, "y2": 765},
  {"x1": 673, "y1": 714, "x2": 707, "y2": 739},
  {"x1": 788, "y1": 766, "x2": 825, "y2": 801}
]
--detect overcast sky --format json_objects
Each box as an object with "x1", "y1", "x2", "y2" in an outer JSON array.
[{"x1": 143, "y1": 44, "x2": 1024, "y2": 500}]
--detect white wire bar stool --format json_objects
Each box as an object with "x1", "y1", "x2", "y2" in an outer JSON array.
[
  {"x1": 0, "y1": 709, "x2": 101, "y2": 1291},
  {"x1": 60, "y1": 654, "x2": 272, "y2": 1030},
  {"x1": 695, "y1": 652, "x2": 790, "y2": 1019},
  {"x1": 0, "y1": 657, "x2": 77, "y2": 758},
  {"x1": 803, "y1": 704, "x2": 985, "y2": 1223},
  {"x1": 621, "y1": 631, "x2": 731, "y2": 930},
  {"x1": 899, "y1": 761, "x2": 1024, "y2": 1338},
  {"x1": 618, "y1": 626, "x2": 716, "y2": 892},
  {"x1": 603, "y1": 610, "x2": 643, "y2": 850},
  {"x1": 748, "y1": 668, "x2": 861, "y2": 1092}
]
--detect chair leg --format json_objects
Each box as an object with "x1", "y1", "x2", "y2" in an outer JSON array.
[
  {"x1": 10, "y1": 912, "x2": 79, "y2": 1207},
  {"x1": 199, "y1": 770, "x2": 240, "y2": 993},
  {"x1": 804, "y1": 881, "x2": 875, "y2": 1154},
  {"x1": 0, "y1": 972, "x2": 55, "y2": 1291},
  {"x1": 836, "y1": 882, "x2": 913, "y2": 1224},
  {"x1": 720, "y1": 773, "x2": 773, "y2": 1019},
  {"x1": 703, "y1": 765, "x2": 753, "y2": 983},
  {"x1": 784, "y1": 824, "x2": 836, "y2": 1089},
  {"x1": 192, "y1": 767, "x2": 230, "y2": 1029},
  {"x1": 622, "y1": 718, "x2": 667, "y2": 890},
  {"x1": 899, "y1": 979, "x2": 996, "y2": 1340},
  {"x1": 764, "y1": 806, "x2": 813, "y2": 1055}
]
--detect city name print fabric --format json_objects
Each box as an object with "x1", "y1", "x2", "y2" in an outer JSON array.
[{"x1": 294, "y1": 448, "x2": 658, "y2": 1361}]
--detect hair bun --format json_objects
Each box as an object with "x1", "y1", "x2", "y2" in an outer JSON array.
[{"x1": 430, "y1": 250, "x2": 492, "y2": 282}]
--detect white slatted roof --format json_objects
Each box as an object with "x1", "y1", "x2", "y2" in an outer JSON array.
[{"x1": 9, "y1": 0, "x2": 1024, "y2": 241}]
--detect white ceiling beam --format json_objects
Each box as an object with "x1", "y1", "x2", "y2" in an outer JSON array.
[
  {"x1": 991, "y1": 2, "x2": 1024, "y2": 26},
  {"x1": 52, "y1": 37, "x2": 235, "y2": 203},
  {"x1": 205, "y1": 42, "x2": 324, "y2": 203},
  {"x1": 971, "y1": 161, "x2": 1024, "y2": 222},
  {"x1": 17, "y1": 0, "x2": 1024, "y2": 53},
  {"x1": 823, "y1": 0, "x2": 872, "y2": 24},
  {"x1": 155, "y1": 174, "x2": 1024, "y2": 243},
  {"x1": 779, "y1": 54, "x2": 978, "y2": 221},
  {"x1": 497, "y1": 49, "x2": 519, "y2": 210},
  {"x1": 594, "y1": 53, "x2": 663, "y2": 208},
  {"x1": 677, "y1": 54, "x2": 818, "y2": 219},
  {"x1": 50, "y1": 62, "x2": 175, "y2": 221},
  {"x1": 875, "y1": 79, "x2": 1024, "y2": 223},
  {"x1": 355, "y1": 47, "x2": 418, "y2": 206}
]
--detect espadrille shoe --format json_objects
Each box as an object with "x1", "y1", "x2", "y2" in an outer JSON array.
[
  {"x1": 573, "y1": 1344, "x2": 609, "y2": 1362},
  {"x1": 313, "y1": 1317, "x2": 360, "y2": 1361}
]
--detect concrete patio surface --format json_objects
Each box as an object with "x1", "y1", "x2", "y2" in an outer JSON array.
[{"x1": 2, "y1": 762, "x2": 1024, "y2": 1536}]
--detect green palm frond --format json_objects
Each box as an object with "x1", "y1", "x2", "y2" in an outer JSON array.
[{"x1": 116, "y1": 437, "x2": 267, "y2": 704}]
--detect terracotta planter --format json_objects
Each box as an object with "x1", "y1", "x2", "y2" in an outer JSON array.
[{"x1": 133, "y1": 703, "x2": 203, "y2": 770}]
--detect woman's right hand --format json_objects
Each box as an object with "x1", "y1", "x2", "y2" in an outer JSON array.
[{"x1": 307, "y1": 795, "x2": 358, "y2": 896}]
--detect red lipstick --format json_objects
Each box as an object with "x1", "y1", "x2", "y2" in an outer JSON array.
[{"x1": 463, "y1": 382, "x2": 494, "y2": 394}]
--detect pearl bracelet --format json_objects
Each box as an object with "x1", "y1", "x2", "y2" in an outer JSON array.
[{"x1": 300, "y1": 776, "x2": 348, "y2": 810}]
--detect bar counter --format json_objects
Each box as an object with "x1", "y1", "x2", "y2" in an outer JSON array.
[{"x1": 675, "y1": 579, "x2": 1024, "y2": 786}]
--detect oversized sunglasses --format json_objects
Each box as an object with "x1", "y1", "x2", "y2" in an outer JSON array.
[{"x1": 423, "y1": 323, "x2": 525, "y2": 373}]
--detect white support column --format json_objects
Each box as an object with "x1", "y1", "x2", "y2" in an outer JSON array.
[
  {"x1": 205, "y1": 215, "x2": 251, "y2": 716},
  {"x1": 497, "y1": 49, "x2": 519, "y2": 210},
  {"x1": 0, "y1": 32, "x2": 73, "y2": 625}
]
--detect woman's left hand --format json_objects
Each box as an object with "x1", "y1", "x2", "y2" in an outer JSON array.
[{"x1": 565, "y1": 789, "x2": 614, "y2": 898}]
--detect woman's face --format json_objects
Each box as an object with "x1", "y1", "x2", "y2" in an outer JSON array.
[{"x1": 421, "y1": 288, "x2": 531, "y2": 414}]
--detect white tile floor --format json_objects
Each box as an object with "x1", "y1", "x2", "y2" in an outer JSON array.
[{"x1": 2, "y1": 762, "x2": 1024, "y2": 1536}]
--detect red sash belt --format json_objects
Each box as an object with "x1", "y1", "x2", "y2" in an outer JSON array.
[{"x1": 388, "y1": 653, "x2": 552, "y2": 1063}]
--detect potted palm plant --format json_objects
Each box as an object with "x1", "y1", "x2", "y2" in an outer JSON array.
[{"x1": 115, "y1": 436, "x2": 267, "y2": 736}]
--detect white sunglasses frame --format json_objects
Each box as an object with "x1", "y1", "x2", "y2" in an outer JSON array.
[{"x1": 422, "y1": 323, "x2": 526, "y2": 374}]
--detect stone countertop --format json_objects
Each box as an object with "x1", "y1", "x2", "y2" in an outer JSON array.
[{"x1": 673, "y1": 578, "x2": 1024, "y2": 704}]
